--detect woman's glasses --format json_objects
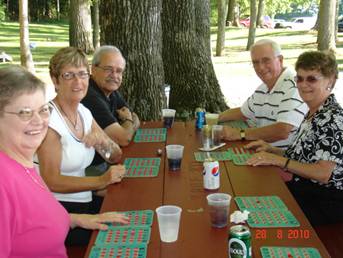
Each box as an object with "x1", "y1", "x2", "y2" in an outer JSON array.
[
  {"x1": 294, "y1": 75, "x2": 323, "y2": 84},
  {"x1": 4, "y1": 104, "x2": 52, "y2": 121},
  {"x1": 61, "y1": 71, "x2": 90, "y2": 80}
]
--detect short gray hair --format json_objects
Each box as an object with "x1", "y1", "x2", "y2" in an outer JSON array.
[
  {"x1": 92, "y1": 45, "x2": 126, "y2": 66},
  {"x1": 250, "y1": 39, "x2": 282, "y2": 56},
  {"x1": 0, "y1": 65, "x2": 45, "y2": 113}
]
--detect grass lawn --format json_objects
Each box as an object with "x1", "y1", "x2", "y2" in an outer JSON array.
[{"x1": 1, "y1": 21, "x2": 343, "y2": 107}]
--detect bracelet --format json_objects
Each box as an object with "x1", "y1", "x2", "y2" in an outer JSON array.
[{"x1": 283, "y1": 158, "x2": 291, "y2": 171}]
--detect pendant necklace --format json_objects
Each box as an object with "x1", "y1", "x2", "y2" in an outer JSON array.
[
  {"x1": 23, "y1": 166, "x2": 48, "y2": 191},
  {"x1": 57, "y1": 103, "x2": 80, "y2": 131}
]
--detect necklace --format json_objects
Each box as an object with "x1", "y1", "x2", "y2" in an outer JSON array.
[
  {"x1": 24, "y1": 167, "x2": 48, "y2": 190},
  {"x1": 57, "y1": 102, "x2": 80, "y2": 131}
]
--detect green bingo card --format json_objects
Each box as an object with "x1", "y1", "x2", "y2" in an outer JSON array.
[
  {"x1": 227, "y1": 147, "x2": 256, "y2": 165},
  {"x1": 194, "y1": 151, "x2": 231, "y2": 162},
  {"x1": 260, "y1": 246, "x2": 322, "y2": 258},
  {"x1": 124, "y1": 158, "x2": 161, "y2": 177},
  {"x1": 235, "y1": 196, "x2": 288, "y2": 211},
  {"x1": 89, "y1": 244, "x2": 147, "y2": 258},
  {"x1": 247, "y1": 210, "x2": 300, "y2": 228},
  {"x1": 133, "y1": 128, "x2": 167, "y2": 143},
  {"x1": 95, "y1": 226, "x2": 151, "y2": 246},
  {"x1": 220, "y1": 120, "x2": 249, "y2": 129},
  {"x1": 111, "y1": 210, "x2": 154, "y2": 227}
]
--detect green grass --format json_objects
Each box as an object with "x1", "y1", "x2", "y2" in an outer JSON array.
[{"x1": 1, "y1": 21, "x2": 343, "y2": 82}]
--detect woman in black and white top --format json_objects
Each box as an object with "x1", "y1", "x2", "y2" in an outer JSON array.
[{"x1": 246, "y1": 50, "x2": 343, "y2": 226}]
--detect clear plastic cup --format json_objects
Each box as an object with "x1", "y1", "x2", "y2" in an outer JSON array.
[
  {"x1": 206, "y1": 193, "x2": 231, "y2": 228},
  {"x1": 156, "y1": 205, "x2": 182, "y2": 242},
  {"x1": 162, "y1": 109, "x2": 176, "y2": 128},
  {"x1": 205, "y1": 113, "x2": 219, "y2": 127},
  {"x1": 212, "y1": 125, "x2": 223, "y2": 146},
  {"x1": 166, "y1": 144, "x2": 184, "y2": 171}
]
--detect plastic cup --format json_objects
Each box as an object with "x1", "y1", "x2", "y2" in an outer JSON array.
[
  {"x1": 156, "y1": 205, "x2": 182, "y2": 243},
  {"x1": 166, "y1": 145, "x2": 184, "y2": 171},
  {"x1": 205, "y1": 113, "x2": 219, "y2": 127},
  {"x1": 212, "y1": 125, "x2": 223, "y2": 146},
  {"x1": 206, "y1": 193, "x2": 231, "y2": 228},
  {"x1": 162, "y1": 109, "x2": 176, "y2": 128}
]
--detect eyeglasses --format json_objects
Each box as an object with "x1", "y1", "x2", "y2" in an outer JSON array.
[
  {"x1": 3, "y1": 104, "x2": 52, "y2": 121},
  {"x1": 96, "y1": 65, "x2": 123, "y2": 75},
  {"x1": 252, "y1": 56, "x2": 278, "y2": 67},
  {"x1": 294, "y1": 75, "x2": 323, "y2": 84},
  {"x1": 61, "y1": 71, "x2": 90, "y2": 80}
]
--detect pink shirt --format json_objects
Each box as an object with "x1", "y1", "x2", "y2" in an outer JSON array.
[{"x1": 0, "y1": 151, "x2": 70, "y2": 257}]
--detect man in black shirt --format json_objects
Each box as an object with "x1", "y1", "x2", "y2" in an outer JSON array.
[{"x1": 82, "y1": 46, "x2": 140, "y2": 166}]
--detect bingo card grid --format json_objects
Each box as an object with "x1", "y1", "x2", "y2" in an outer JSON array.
[
  {"x1": 124, "y1": 158, "x2": 161, "y2": 178},
  {"x1": 89, "y1": 244, "x2": 147, "y2": 258},
  {"x1": 247, "y1": 210, "x2": 300, "y2": 228},
  {"x1": 227, "y1": 147, "x2": 256, "y2": 165},
  {"x1": 95, "y1": 226, "x2": 151, "y2": 246},
  {"x1": 235, "y1": 196, "x2": 288, "y2": 211},
  {"x1": 260, "y1": 246, "x2": 322, "y2": 258},
  {"x1": 110, "y1": 210, "x2": 154, "y2": 227},
  {"x1": 194, "y1": 151, "x2": 231, "y2": 162},
  {"x1": 133, "y1": 128, "x2": 167, "y2": 143}
]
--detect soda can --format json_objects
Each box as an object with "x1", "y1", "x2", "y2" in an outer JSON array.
[
  {"x1": 195, "y1": 108, "x2": 205, "y2": 130},
  {"x1": 228, "y1": 225, "x2": 252, "y2": 258},
  {"x1": 203, "y1": 159, "x2": 220, "y2": 190}
]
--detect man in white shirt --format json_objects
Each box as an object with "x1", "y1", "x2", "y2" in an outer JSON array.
[{"x1": 219, "y1": 39, "x2": 308, "y2": 149}]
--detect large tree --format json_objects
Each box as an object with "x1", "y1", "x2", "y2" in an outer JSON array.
[
  {"x1": 163, "y1": 0, "x2": 227, "y2": 116},
  {"x1": 69, "y1": 0, "x2": 94, "y2": 54},
  {"x1": 246, "y1": 0, "x2": 257, "y2": 50},
  {"x1": 317, "y1": 0, "x2": 336, "y2": 51},
  {"x1": 19, "y1": 0, "x2": 35, "y2": 73},
  {"x1": 216, "y1": 0, "x2": 229, "y2": 56},
  {"x1": 99, "y1": 0, "x2": 164, "y2": 120},
  {"x1": 99, "y1": 0, "x2": 227, "y2": 120}
]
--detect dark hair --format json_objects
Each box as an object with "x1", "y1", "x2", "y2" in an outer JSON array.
[
  {"x1": 0, "y1": 65, "x2": 45, "y2": 113},
  {"x1": 295, "y1": 50, "x2": 338, "y2": 81},
  {"x1": 49, "y1": 47, "x2": 89, "y2": 79}
]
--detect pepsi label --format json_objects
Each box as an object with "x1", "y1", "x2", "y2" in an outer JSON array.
[{"x1": 203, "y1": 160, "x2": 220, "y2": 190}]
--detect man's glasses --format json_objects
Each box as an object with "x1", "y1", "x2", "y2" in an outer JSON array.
[
  {"x1": 96, "y1": 65, "x2": 123, "y2": 75},
  {"x1": 4, "y1": 104, "x2": 52, "y2": 121},
  {"x1": 252, "y1": 56, "x2": 278, "y2": 67},
  {"x1": 294, "y1": 75, "x2": 323, "y2": 84},
  {"x1": 61, "y1": 71, "x2": 90, "y2": 80}
]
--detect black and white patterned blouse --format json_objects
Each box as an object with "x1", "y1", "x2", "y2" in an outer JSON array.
[{"x1": 284, "y1": 94, "x2": 343, "y2": 190}]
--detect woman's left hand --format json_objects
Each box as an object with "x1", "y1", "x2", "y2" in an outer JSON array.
[
  {"x1": 71, "y1": 212, "x2": 129, "y2": 230},
  {"x1": 246, "y1": 151, "x2": 285, "y2": 167}
]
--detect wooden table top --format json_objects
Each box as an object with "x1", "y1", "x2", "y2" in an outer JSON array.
[{"x1": 85, "y1": 121, "x2": 330, "y2": 258}]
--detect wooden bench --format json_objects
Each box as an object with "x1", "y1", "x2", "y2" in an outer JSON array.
[
  {"x1": 314, "y1": 223, "x2": 343, "y2": 257},
  {"x1": 66, "y1": 245, "x2": 86, "y2": 258}
]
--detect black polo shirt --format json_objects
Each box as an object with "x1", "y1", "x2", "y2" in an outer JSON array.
[{"x1": 81, "y1": 77, "x2": 129, "y2": 165}]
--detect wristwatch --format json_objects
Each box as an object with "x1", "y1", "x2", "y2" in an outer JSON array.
[{"x1": 240, "y1": 130, "x2": 246, "y2": 140}]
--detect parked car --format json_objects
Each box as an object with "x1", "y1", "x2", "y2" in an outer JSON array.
[
  {"x1": 338, "y1": 17, "x2": 343, "y2": 32},
  {"x1": 239, "y1": 16, "x2": 273, "y2": 29},
  {"x1": 274, "y1": 17, "x2": 316, "y2": 30},
  {"x1": 273, "y1": 19, "x2": 286, "y2": 29}
]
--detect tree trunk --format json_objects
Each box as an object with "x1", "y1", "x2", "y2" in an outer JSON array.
[
  {"x1": 163, "y1": 0, "x2": 227, "y2": 117},
  {"x1": 246, "y1": 0, "x2": 257, "y2": 50},
  {"x1": 317, "y1": 0, "x2": 336, "y2": 51},
  {"x1": 69, "y1": 0, "x2": 94, "y2": 54},
  {"x1": 56, "y1": 0, "x2": 60, "y2": 20},
  {"x1": 99, "y1": 0, "x2": 165, "y2": 121},
  {"x1": 226, "y1": 0, "x2": 236, "y2": 26},
  {"x1": 91, "y1": 0, "x2": 100, "y2": 49},
  {"x1": 19, "y1": 0, "x2": 35, "y2": 73},
  {"x1": 256, "y1": 0, "x2": 264, "y2": 28},
  {"x1": 216, "y1": 0, "x2": 229, "y2": 56}
]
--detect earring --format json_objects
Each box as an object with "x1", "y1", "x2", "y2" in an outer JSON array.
[{"x1": 326, "y1": 87, "x2": 332, "y2": 91}]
